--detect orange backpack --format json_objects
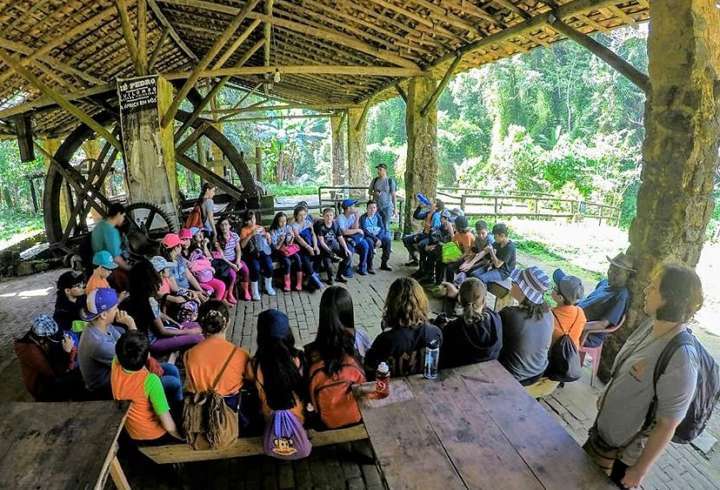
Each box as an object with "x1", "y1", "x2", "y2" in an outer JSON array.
[
  {"x1": 184, "y1": 203, "x2": 204, "y2": 229},
  {"x1": 309, "y1": 357, "x2": 365, "y2": 429}
]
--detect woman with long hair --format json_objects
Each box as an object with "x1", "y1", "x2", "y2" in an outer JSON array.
[
  {"x1": 291, "y1": 205, "x2": 324, "y2": 291},
  {"x1": 437, "y1": 278, "x2": 503, "y2": 368},
  {"x1": 239, "y1": 210, "x2": 275, "y2": 299},
  {"x1": 122, "y1": 259, "x2": 203, "y2": 355},
  {"x1": 269, "y1": 212, "x2": 303, "y2": 292},
  {"x1": 247, "y1": 309, "x2": 307, "y2": 423},
  {"x1": 197, "y1": 183, "x2": 216, "y2": 238},
  {"x1": 215, "y1": 216, "x2": 251, "y2": 303},
  {"x1": 364, "y1": 277, "x2": 442, "y2": 377},
  {"x1": 498, "y1": 266, "x2": 553, "y2": 385}
]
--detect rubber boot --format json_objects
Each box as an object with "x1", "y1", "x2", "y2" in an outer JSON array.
[
  {"x1": 241, "y1": 282, "x2": 251, "y2": 301},
  {"x1": 283, "y1": 274, "x2": 292, "y2": 292},
  {"x1": 264, "y1": 277, "x2": 276, "y2": 296},
  {"x1": 224, "y1": 287, "x2": 237, "y2": 305},
  {"x1": 295, "y1": 272, "x2": 304, "y2": 291},
  {"x1": 250, "y1": 281, "x2": 261, "y2": 301}
]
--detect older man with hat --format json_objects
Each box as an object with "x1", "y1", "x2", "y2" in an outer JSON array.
[
  {"x1": 368, "y1": 163, "x2": 397, "y2": 230},
  {"x1": 577, "y1": 252, "x2": 635, "y2": 348}
]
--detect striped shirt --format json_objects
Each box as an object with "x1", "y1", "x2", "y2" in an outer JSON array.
[{"x1": 221, "y1": 231, "x2": 240, "y2": 261}]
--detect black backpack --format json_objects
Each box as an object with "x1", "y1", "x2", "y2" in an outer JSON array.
[
  {"x1": 648, "y1": 330, "x2": 720, "y2": 444},
  {"x1": 545, "y1": 311, "x2": 582, "y2": 382}
]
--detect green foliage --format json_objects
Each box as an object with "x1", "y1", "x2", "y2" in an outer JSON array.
[
  {"x1": 0, "y1": 209, "x2": 43, "y2": 242},
  {"x1": 264, "y1": 183, "x2": 318, "y2": 196}
]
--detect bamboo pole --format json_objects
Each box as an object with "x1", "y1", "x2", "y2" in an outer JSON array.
[
  {"x1": 162, "y1": 65, "x2": 422, "y2": 79},
  {"x1": 115, "y1": 0, "x2": 141, "y2": 74},
  {"x1": 222, "y1": 113, "x2": 334, "y2": 123},
  {"x1": 549, "y1": 16, "x2": 649, "y2": 93},
  {"x1": 264, "y1": 0, "x2": 274, "y2": 67},
  {"x1": 148, "y1": 27, "x2": 170, "y2": 73},
  {"x1": 147, "y1": 0, "x2": 199, "y2": 62},
  {"x1": 421, "y1": 54, "x2": 463, "y2": 117},
  {"x1": 395, "y1": 83, "x2": 407, "y2": 103},
  {"x1": 161, "y1": 0, "x2": 261, "y2": 128},
  {"x1": 137, "y1": 0, "x2": 148, "y2": 74},
  {"x1": 0, "y1": 48, "x2": 121, "y2": 149},
  {"x1": 212, "y1": 19, "x2": 262, "y2": 69}
]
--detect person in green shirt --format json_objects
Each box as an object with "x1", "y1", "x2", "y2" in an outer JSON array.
[{"x1": 91, "y1": 203, "x2": 129, "y2": 271}]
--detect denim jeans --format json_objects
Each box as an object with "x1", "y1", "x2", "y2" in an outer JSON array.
[{"x1": 160, "y1": 362, "x2": 183, "y2": 402}]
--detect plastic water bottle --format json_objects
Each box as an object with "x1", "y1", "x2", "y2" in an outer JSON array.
[
  {"x1": 424, "y1": 339, "x2": 440, "y2": 379},
  {"x1": 375, "y1": 362, "x2": 390, "y2": 399}
]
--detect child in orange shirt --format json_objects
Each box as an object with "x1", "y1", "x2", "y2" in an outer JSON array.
[
  {"x1": 111, "y1": 331, "x2": 182, "y2": 444},
  {"x1": 442, "y1": 215, "x2": 475, "y2": 283},
  {"x1": 550, "y1": 269, "x2": 587, "y2": 349},
  {"x1": 86, "y1": 251, "x2": 123, "y2": 296}
]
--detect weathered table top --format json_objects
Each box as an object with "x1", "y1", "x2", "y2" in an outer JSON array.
[
  {"x1": 0, "y1": 401, "x2": 128, "y2": 490},
  {"x1": 354, "y1": 360, "x2": 614, "y2": 490}
]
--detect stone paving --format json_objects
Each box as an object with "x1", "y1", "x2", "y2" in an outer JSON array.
[{"x1": 0, "y1": 245, "x2": 718, "y2": 489}]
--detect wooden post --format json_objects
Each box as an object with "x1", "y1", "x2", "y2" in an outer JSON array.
[
  {"x1": 255, "y1": 146, "x2": 263, "y2": 182},
  {"x1": 599, "y1": 0, "x2": 720, "y2": 380},
  {"x1": 209, "y1": 95, "x2": 226, "y2": 176},
  {"x1": 118, "y1": 75, "x2": 180, "y2": 227},
  {"x1": 403, "y1": 76, "x2": 438, "y2": 233},
  {"x1": 346, "y1": 106, "x2": 369, "y2": 190},
  {"x1": 330, "y1": 113, "x2": 346, "y2": 185},
  {"x1": 41, "y1": 138, "x2": 71, "y2": 225}
]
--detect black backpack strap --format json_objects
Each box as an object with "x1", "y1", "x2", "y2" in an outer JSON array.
[{"x1": 644, "y1": 330, "x2": 695, "y2": 429}]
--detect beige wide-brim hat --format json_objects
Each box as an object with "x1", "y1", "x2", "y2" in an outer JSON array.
[{"x1": 607, "y1": 252, "x2": 636, "y2": 272}]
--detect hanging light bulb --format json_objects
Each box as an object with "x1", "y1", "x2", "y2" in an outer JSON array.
[{"x1": 273, "y1": 68, "x2": 281, "y2": 83}]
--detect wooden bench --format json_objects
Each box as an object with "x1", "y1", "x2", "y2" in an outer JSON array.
[{"x1": 139, "y1": 424, "x2": 369, "y2": 464}]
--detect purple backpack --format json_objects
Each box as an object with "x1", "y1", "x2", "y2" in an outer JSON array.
[{"x1": 263, "y1": 409, "x2": 312, "y2": 460}]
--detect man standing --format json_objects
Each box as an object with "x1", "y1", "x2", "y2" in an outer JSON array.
[{"x1": 368, "y1": 164, "x2": 397, "y2": 231}]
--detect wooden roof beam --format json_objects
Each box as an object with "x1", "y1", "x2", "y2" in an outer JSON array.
[
  {"x1": 162, "y1": 65, "x2": 422, "y2": 79},
  {"x1": 147, "y1": 0, "x2": 199, "y2": 63},
  {"x1": 421, "y1": 54, "x2": 462, "y2": 117},
  {"x1": 137, "y1": 0, "x2": 149, "y2": 74},
  {"x1": 265, "y1": 0, "x2": 274, "y2": 67},
  {"x1": 161, "y1": 0, "x2": 261, "y2": 128},
  {"x1": 407, "y1": 0, "x2": 482, "y2": 37},
  {"x1": 221, "y1": 113, "x2": 333, "y2": 123},
  {"x1": 157, "y1": 0, "x2": 420, "y2": 69},
  {"x1": 0, "y1": 48, "x2": 121, "y2": 150},
  {"x1": 115, "y1": 0, "x2": 142, "y2": 74},
  {"x1": 364, "y1": 0, "x2": 462, "y2": 42},
  {"x1": 548, "y1": 16, "x2": 648, "y2": 93},
  {"x1": 212, "y1": 19, "x2": 262, "y2": 69},
  {"x1": 148, "y1": 27, "x2": 171, "y2": 72}
]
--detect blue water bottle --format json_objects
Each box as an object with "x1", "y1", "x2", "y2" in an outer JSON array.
[{"x1": 424, "y1": 339, "x2": 440, "y2": 379}]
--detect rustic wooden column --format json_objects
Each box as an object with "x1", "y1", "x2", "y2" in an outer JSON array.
[
  {"x1": 118, "y1": 75, "x2": 179, "y2": 227},
  {"x1": 330, "y1": 113, "x2": 346, "y2": 185},
  {"x1": 600, "y1": 0, "x2": 720, "y2": 379},
  {"x1": 209, "y1": 95, "x2": 226, "y2": 176},
  {"x1": 347, "y1": 106, "x2": 369, "y2": 189},
  {"x1": 403, "y1": 76, "x2": 438, "y2": 233},
  {"x1": 42, "y1": 137, "x2": 71, "y2": 225}
]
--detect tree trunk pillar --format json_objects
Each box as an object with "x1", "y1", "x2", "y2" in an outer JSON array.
[
  {"x1": 255, "y1": 145, "x2": 263, "y2": 183},
  {"x1": 209, "y1": 95, "x2": 226, "y2": 176},
  {"x1": 347, "y1": 106, "x2": 369, "y2": 191},
  {"x1": 42, "y1": 137, "x2": 71, "y2": 225},
  {"x1": 600, "y1": 0, "x2": 720, "y2": 379},
  {"x1": 404, "y1": 76, "x2": 439, "y2": 234},
  {"x1": 330, "y1": 113, "x2": 346, "y2": 186},
  {"x1": 118, "y1": 75, "x2": 179, "y2": 228}
]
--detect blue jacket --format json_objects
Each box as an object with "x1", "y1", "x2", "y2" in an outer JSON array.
[{"x1": 360, "y1": 213, "x2": 387, "y2": 241}]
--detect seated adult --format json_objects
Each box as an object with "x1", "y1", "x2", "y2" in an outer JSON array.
[
  {"x1": 338, "y1": 199, "x2": 370, "y2": 276},
  {"x1": 498, "y1": 267, "x2": 553, "y2": 385},
  {"x1": 246, "y1": 309, "x2": 307, "y2": 424},
  {"x1": 364, "y1": 277, "x2": 442, "y2": 378},
  {"x1": 360, "y1": 200, "x2": 392, "y2": 273},
  {"x1": 184, "y1": 300, "x2": 250, "y2": 415},
  {"x1": 584, "y1": 263, "x2": 701, "y2": 488},
  {"x1": 123, "y1": 260, "x2": 203, "y2": 355},
  {"x1": 14, "y1": 315, "x2": 84, "y2": 401},
  {"x1": 305, "y1": 287, "x2": 366, "y2": 429},
  {"x1": 78, "y1": 288, "x2": 138, "y2": 399},
  {"x1": 112, "y1": 331, "x2": 183, "y2": 445},
  {"x1": 402, "y1": 197, "x2": 444, "y2": 267},
  {"x1": 577, "y1": 253, "x2": 634, "y2": 348},
  {"x1": 470, "y1": 223, "x2": 516, "y2": 286},
  {"x1": 551, "y1": 269, "x2": 587, "y2": 349},
  {"x1": 436, "y1": 278, "x2": 502, "y2": 369},
  {"x1": 53, "y1": 271, "x2": 86, "y2": 337},
  {"x1": 90, "y1": 203, "x2": 130, "y2": 289}
]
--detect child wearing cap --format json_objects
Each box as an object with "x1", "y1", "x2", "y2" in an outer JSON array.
[
  {"x1": 498, "y1": 267, "x2": 554, "y2": 385},
  {"x1": 14, "y1": 315, "x2": 84, "y2": 401},
  {"x1": 246, "y1": 309, "x2": 307, "y2": 423},
  {"x1": 86, "y1": 250, "x2": 117, "y2": 295},
  {"x1": 360, "y1": 200, "x2": 392, "y2": 273},
  {"x1": 414, "y1": 209, "x2": 454, "y2": 285},
  {"x1": 53, "y1": 271, "x2": 86, "y2": 335},
  {"x1": 239, "y1": 210, "x2": 276, "y2": 299},
  {"x1": 402, "y1": 197, "x2": 445, "y2": 267},
  {"x1": 111, "y1": 331, "x2": 182, "y2": 444},
  {"x1": 161, "y1": 232, "x2": 207, "y2": 302},
  {"x1": 551, "y1": 269, "x2": 587, "y2": 349},
  {"x1": 338, "y1": 199, "x2": 370, "y2": 276}
]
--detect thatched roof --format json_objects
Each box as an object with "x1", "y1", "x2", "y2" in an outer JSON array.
[{"x1": 0, "y1": 0, "x2": 649, "y2": 138}]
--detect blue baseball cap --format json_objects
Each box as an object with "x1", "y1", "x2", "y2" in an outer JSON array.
[
  {"x1": 258, "y1": 309, "x2": 290, "y2": 339},
  {"x1": 151, "y1": 256, "x2": 176, "y2": 272},
  {"x1": 81, "y1": 288, "x2": 120, "y2": 321},
  {"x1": 341, "y1": 199, "x2": 358, "y2": 209},
  {"x1": 92, "y1": 250, "x2": 118, "y2": 270},
  {"x1": 416, "y1": 193, "x2": 431, "y2": 206},
  {"x1": 32, "y1": 315, "x2": 59, "y2": 337}
]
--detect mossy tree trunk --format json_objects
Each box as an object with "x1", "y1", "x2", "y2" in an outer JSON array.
[
  {"x1": 330, "y1": 113, "x2": 346, "y2": 186},
  {"x1": 404, "y1": 76, "x2": 438, "y2": 233},
  {"x1": 600, "y1": 0, "x2": 720, "y2": 379},
  {"x1": 347, "y1": 106, "x2": 369, "y2": 191}
]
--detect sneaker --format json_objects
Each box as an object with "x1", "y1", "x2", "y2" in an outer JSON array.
[
  {"x1": 380, "y1": 263, "x2": 393, "y2": 271},
  {"x1": 368, "y1": 268, "x2": 376, "y2": 275},
  {"x1": 405, "y1": 259, "x2": 419, "y2": 267},
  {"x1": 358, "y1": 269, "x2": 367, "y2": 276},
  {"x1": 335, "y1": 275, "x2": 347, "y2": 283}
]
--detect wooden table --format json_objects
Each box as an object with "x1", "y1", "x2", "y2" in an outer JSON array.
[
  {"x1": 0, "y1": 401, "x2": 130, "y2": 490},
  {"x1": 354, "y1": 361, "x2": 614, "y2": 490}
]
